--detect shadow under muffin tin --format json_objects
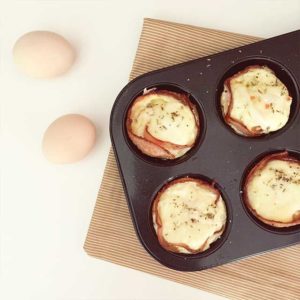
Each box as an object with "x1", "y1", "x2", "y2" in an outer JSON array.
[{"x1": 110, "y1": 30, "x2": 300, "y2": 271}]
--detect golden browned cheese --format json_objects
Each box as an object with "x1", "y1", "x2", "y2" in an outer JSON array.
[
  {"x1": 153, "y1": 178, "x2": 227, "y2": 254},
  {"x1": 127, "y1": 90, "x2": 199, "y2": 159},
  {"x1": 244, "y1": 153, "x2": 300, "y2": 227},
  {"x1": 221, "y1": 66, "x2": 292, "y2": 136}
]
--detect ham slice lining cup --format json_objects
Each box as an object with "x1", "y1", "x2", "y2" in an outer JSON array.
[
  {"x1": 243, "y1": 151, "x2": 300, "y2": 228},
  {"x1": 152, "y1": 177, "x2": 227, "y2": 254},
  {"x1": 220, "y1": 65, "x2": 293, "y2": 137},
  {"x1": 126, "y1": 89, "x2": 201, "y2": 160}
]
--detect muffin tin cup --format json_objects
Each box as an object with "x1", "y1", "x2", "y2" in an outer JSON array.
[
  {"x1": 110, "y1": 30, "x2": 300, "y2": 271},
  {"x1": 240, "y1": 149, "x2": 300, "y2": 235},
  {"x1": 122, "y1": 83, "x2": 207, "y2": 166}
]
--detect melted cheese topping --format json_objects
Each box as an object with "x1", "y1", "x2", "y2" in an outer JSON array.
[
  {"x1": 221, "y1": 66, "x2": 292, "y2": 135},
  {"x1": 246, "y1": 159, "x2": 300, "y2": 223},
  {"x1": 155, "y1": 181, "x2": 227, "y2": 253},
  {"x1": 130, "y1": 93, "x2": 198, "y2": 146}
]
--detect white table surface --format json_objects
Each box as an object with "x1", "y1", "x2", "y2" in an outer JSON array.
[{"x1": 1, "y1": 1, "x2": 300, "y2": 299}]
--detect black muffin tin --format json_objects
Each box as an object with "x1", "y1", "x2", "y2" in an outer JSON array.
[{"x1": 110, "y1": 30, "x2": 300, "y2": 271}]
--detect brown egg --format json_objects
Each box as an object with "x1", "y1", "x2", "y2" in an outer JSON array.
[
  {"x1": 13, "y1": 31, "x2": 76, "y2": 78},
  {"x1": 42, "y1": 114, "x2": 96, "y2": 164}
]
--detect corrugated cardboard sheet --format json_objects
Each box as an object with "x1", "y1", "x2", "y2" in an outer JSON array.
[{"x1": 84, "y1": 19, "x2": 300, "y2": 300}]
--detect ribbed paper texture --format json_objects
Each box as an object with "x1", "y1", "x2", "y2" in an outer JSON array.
[{"x1": 84, "y1": 19, "x2": 300, "y2": 300}]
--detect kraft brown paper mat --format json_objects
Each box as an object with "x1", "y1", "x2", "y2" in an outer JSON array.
[{"x1": 84, "y1": 18, "x2": 300, "y2": 300}]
